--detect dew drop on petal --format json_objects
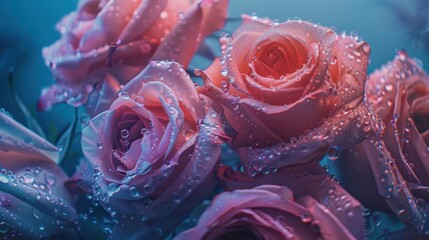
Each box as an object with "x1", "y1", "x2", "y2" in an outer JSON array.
[
  {"x1": 44, "y1": 172, "x2": 56, "y2": 186},
  {"x1": 143, "y1": 184, "x2": 155, "y2": 195},
  {"x1": 373, "y1": 214, "x2": 382, "y2": 227},
  {"x1": 129, "y1": 186, "x2": 140, "y2": 198},
  {"x1": 327, "y1": 146, "x2": 340, "y2": 160},
  {"x1": 23, "y1": 171, "x2": 35, "y2": 184},
  {"x1": 33, "y1": 208, "x2": 42, "y2": 219},
  {"x1": 121, "y1": 129, "x2": 129, "y2": 139},
  {"x1": 140, "y1": 43, "x2": 151, "y2": 53},
  {"x1": 384, "y1": 84, "x2": 393, "y2": 92},
  {"x1": 153, "y1": 227, "x2": 163, "y2": 238},
  {"x1": 0, "y1": 222, "x2": 9, "y2": 233},
  {"x1": 106, "y1": 183, "x2": 120, "y2": 197},
  {"x1": 300, "y1": 213, "x2": 312, "y2": 223},
  {"x1": 184, "y1": 129, "x2": 195, "y2": 141},
  {"x1": 0, "y1": 175, "x2": 9, "y2": 183},
  {"x1": 80, "y1": 114, "x2": 90, "y2": 126},
  {"x1": 24, "y1": 137, "x2": 32, "y2": 144},
  {"x1": 97, "y1": 140, "x2": 103, "y2": 149}
]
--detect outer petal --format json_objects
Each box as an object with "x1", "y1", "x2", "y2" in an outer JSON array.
[
  {"x1": 237, "y1": 100, "x2": 380, "y2": 174},
  {"x1": 0, "y1": 112, "x2": 59, "y2": 163}
]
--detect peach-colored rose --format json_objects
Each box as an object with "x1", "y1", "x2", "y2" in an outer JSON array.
[
  {"x1": 176, "y1": 163, "x2": 363, "y2": 239},
  {"x1": 0, "y1": 112, "x2": 76, "y2": 238},
  {"x1": 199, "y1": 16, "x2": 380, "y2": 175},
  {"x1": 336, "y1": 52, "x2": 429, "y2": 235},
  {"x1": 81, "y1": 61, "x2": 225, "y2": 239},
  {"x1": 40, "y1": 0, "x2": 228, "y2": 116}
]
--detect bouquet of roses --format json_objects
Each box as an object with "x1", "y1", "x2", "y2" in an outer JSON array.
[{"x1": 1, "y1": 0, "x2": 429, "y2": 239}]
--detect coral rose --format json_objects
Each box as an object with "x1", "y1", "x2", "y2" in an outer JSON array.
[
  {"x1": 40, "y1": 0, "x2": 228, "y2": 116},
  {"x1": 199, "y1": 16, "x2": 380, "y2": 175}
]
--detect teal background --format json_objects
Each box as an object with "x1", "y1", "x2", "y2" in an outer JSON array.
[{"x1": 0, "y1": 0, "x2": 428, "y2": 140}]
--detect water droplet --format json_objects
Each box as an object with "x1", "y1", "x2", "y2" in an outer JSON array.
[
  {"x1": 85, "y1": 85, "x2": 93, "y2": 93},
  {"x1": 23, "y1": 171, "x2": 35, "y2": 184},
  {"x1": 24, "y1": 137, "x2": 32, "y2": 144},
  {"x1": 129, "y1": 186, "x2": 140, "y2": 198},
  {"x1": 184, "y1": 129, "x2": 195, "y2": 141},
  {"x1": 106, "y1": 183, "x2": 120, "y2": 197},
  {"x1": 165, "y1": 96, "x2": 174, "y2": 104},
  {"x1": 373, "y1": 214, "x2": 382, "y2": 227},
  {"x1": 0, "y1": 222, "x2": 9, "y2": 233},
  {"x1": 327, "y1": 146, "x2": 340, "y2": 160},
  {"x1": 119, "y1": 91, "x2": 129, "y2": 99},
  {"x1": 33, "y1": 208, "x2": 42, "y2": 219},
  {"x1": 80, "y1": 114, "x2": 90, "y2": 126},
  {"x1": 140, "y1": 43, "x2": 151, "y2": 53},
  {"x1": 0, "y1": 175, "x2": 9, "y2": 183},
  {"x1": 121, "y1": 129, "x2": 129, "y2": 138},
  {"x1": 160, "y1": 11, "x2": 168, "y2": 19},
  {"x1": 384, "y1": 84, "x2": 393, "y2": 92},
  {"x1": 44, "y1": 173, "x2": 56, "y2": 186},
  {"x1": 300, "y1": 213, "x2": 312, "y2": 223},
  {"x1": 178, "y1": 12, "x2": 185, "y2": 20},
  {"x1": 362, "y1": 43, "x2": 371, "y2": 54},
  {"x1": 39, "y1": 224, "x2": 45, "y2": 231},
  {"x1": 143, "y1": 184, "x2": 155, "y2": 195},
  {"x1": 153, "y1": 227, "x2": 163, "y2": 238},
  {"x1": 97, "y1": 140, "x2": 103, "y2": 149}
]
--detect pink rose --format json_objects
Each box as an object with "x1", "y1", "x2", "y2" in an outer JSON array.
[
  {"x1": 81, "y1": 61, "x2": 225, "y2": 238},
  {"x1": 0, "y1": 112, "x2": 76, "y2": 238},
  {"x1": 40, "y1": 0, "x2": 228, "y2": 115},
  {"x1": 336, "y1": 52, "x2": 429, "y2": 235},
  {"x1": 176, "y1": 163, "x2": 363, "y2": 240},
  {"x1": 199, "y1": 16, "x2": 380, "y2": 176}
]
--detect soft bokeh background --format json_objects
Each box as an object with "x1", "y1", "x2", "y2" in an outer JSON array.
[{"x1": 0, "y1": 0, "x2": 428, "y2": 145}]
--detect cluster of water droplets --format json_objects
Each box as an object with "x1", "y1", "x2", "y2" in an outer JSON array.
[
  {"x1": 241, "y1": 99, "x2": 383, "y2": 177},
  {"x1": 0, "y1": 166, "x2": 76, "y2": 238}
]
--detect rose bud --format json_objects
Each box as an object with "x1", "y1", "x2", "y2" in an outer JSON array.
[
  {"x1": 39, "y1": 0, "x2": 228, "y2": 116},
  {"x1": 198, "y1": 15, "x2": 380, "y2": 176},
  {"x1": 81, "y1": 61, "x2": 225, "y2": 239},
  {"x1": 0, "y1": 112, "x2": 76, "y2": 238},
  {"x1": 336, "y1": 51, "x2": 429, "y2": 235}
]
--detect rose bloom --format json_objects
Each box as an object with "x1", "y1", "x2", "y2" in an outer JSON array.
[
  {"x1": 40, "y1": 0, "x2": 228, "y2": 115},
  {"x1": 336, "y1": 52, "x2": 429, "y2": 235},
  {"x1": 199, "y1": 15, "x2": 380, "y2": 175},
  {"x1": 176, "y1": 163, "x2": 364, "y2": 240},
  {"x1": 81, "y1": 61, "x2": 225, "y2": 239},
  {"x1": 0, "y1": 112, "x2": 76, "y2": 238}
]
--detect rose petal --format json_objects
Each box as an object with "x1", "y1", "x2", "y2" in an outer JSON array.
[
  {"x1": 123, "y1": 61, "x2": 205, "y2": 122},
  {"x1": 218, "y1": 162, "x2": 364, "y2": 239},
  {"x1": 236, "y1": 100, "x2": 379, "y2": 174},
  {"x1": 153, "y1": 0, "x2": 228, "y2": 67},
  {"x1": 117, "y1": 0, "x2": 168, "y2": 44},
  {"x1": 0, "y1": 112, "x2": 59, "y2": 163}
]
